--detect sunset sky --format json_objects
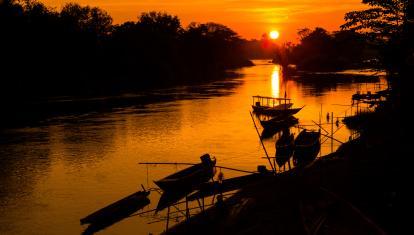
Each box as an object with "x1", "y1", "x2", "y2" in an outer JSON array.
[{"x1": 42, "y1": 0, "x2": 366, "y2": 42}]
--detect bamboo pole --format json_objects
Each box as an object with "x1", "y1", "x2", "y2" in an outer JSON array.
[
  {"x1": 166, "y1": 206, "x2": 170, "y2": 233},
  {"x1": 331, "y1": 112, "x2": 334, "y2": 153},
  {"x1": 249, "y1": 111, "x2": 275, "y2": 173},
  {"x1": 138, "y1": 162, "x2": 256, "y2": 174}
]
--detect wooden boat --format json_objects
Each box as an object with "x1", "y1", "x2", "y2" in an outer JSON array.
[
  {"x1": 156, "y1": 191, "x2": 189, "y2": 212},
  {"x1": 259, "y1": 106, "x2": 303, "y2": 117},
  {"x1": 293, "y1": 129, "x2": 321, "y2": 163},
  {"x1": 252, "y1": 95, "x2": 303, "y2": 117},
  {"x1": 154, "y1": 154, "x2": 216, "y2": 192},
  {"x1": 252, "y1": 103, "x2": 293, "y2": 114},
  {"x1": 80, "y1": 189, "x2": 150, "y2": 226},
  {"x1": 188, "y1": 166, "x2": 271, "y2": 201},
  {"x1": 260, "y1": 115, "x2": 298, "y2": 129},
  {"x1": 252, "y1": 95, "x2": 292, "y2": 113},
  {"x1": 275, "y1": 130, "x2": 295, "y2": 166}
]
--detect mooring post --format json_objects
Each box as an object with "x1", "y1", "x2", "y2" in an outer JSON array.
[
  {"x1": 166, "y1": 206, "x2": 170, "y2": 233},
  {"x1": 331, "y1": 112, "x2": 334, "y2": 153},
  {"x1": 185, "y1": 196, "x2": 189, "y2": 221}
]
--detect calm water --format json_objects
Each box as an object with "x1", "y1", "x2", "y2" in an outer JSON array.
[{"x1": 0, "y1": 60, "x2": 385, "y2": 234}]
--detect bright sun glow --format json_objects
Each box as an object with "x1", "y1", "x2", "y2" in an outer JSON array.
[{"x1": 269, "y1": 30, "x2": 280, "y2": 39}]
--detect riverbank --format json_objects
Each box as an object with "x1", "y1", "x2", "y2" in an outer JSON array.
[{"x1": 166, "y1": 102, "x2": 402, "y2": 235}]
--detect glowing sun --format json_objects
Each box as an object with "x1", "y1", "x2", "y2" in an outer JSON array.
[{"x1": 269, "y1": 30, "x2": 280, "y2": 39}]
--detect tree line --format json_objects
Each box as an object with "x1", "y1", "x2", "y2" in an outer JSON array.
[
  {"x1": 273, "y1": 0, "x2": 413, "y2": 94},
  {"x1": 0, "y1": 0, "x2": 253, "y2": 99},
  {"x1": 273, "y1": 28, "x2": 380, "y2": 71}
]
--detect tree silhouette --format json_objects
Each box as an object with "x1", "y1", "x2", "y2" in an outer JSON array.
[
  {"x1": 0, "y1": 1, "x2": 252, "y2": 102},
  {"x1": 275, "y1": 27, "x2": 377, "y2": 71},
  {"x1": 60, "y1": 3, "x2": 112, "y2": 37},
  {"x1": 341, "y1": 0, "x2": 409, "y2": 39}
]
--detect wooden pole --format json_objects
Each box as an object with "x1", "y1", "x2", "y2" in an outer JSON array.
[
  {"x1": 185, "y1": 196, "x2": 189, "y2": 221},
  {"x1": 166, "y1": 206, "x2": 170, "y2": 233},
  {"x1": 139, "y1": 162, "x2": 257, "y2": 174},
  {"x1": 331, "y1": 112, "x2": 334, "y2": 153},
  {"x1": 249, "y1": 111, "x2": 275, "y2": 173}
]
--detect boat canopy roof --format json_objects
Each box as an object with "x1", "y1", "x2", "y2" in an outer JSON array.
[{"x1": 252, "y1": 95, "x2": 291, "y2": 101}]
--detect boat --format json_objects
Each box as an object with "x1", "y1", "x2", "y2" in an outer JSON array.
[
  {"x1": 80, "y1": 189, "x2": 150, "y2": 229},
  {"x1": 259, "y1": 106, "x2": 303, "y2": 117},
  {"x1": 154, "y1": 154, "x2": 216, "y2": 192},
  {"x1": 156, "y1": 190, "x2": 189, "y2": 212},
  {"x1": 260, "y1": 115, "x2": 298, "y2": 129},
  {"x1": 275, "y1": 129, "x2": 295, "y2": 166},
  {"x1": 188, "y1": 165, "x2": 272, "y2": 201},
  {"x1": 252, "y1": 95, "x2": 293, "y2": 115},
  {"x1": 293, "y1": 129, "x2": 321, "y2": 163}
]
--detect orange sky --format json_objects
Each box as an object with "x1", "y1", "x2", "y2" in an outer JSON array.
[{"x1": 42, "y1": 0, "x2": 366, "y2": 42}]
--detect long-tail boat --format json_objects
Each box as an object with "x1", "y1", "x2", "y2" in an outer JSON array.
[
  {"x1": 80, "y1": 189, "x2": 150, "y2": 227},
  {"x1": 187, "y1": 165, "x2": 271, "y2": 201},
  {"x1": 252, "y1": 95, "x2": 293, "y2": 115},
  {"x1": 252, "y1": 95, "x2": 303, "y2": 116},
  {"x1": 293, "y1": 129, "x2": 321, "y2": 163},
  {"x1": 154, "y1": 154, "x2": 216, "y2": 192},
  {"x1": 260, "y1": 115, "x2": 298, "y2": 129},
  {"x1": 275, "y1": 129, "x2": 295, "y2": 166},
  {"x1": 156, "y1": 191, "x2": 189, "y2": 212}
]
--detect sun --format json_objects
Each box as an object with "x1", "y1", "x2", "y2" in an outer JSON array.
[{"x1": 269, "y1": 30, "x2": 280, "y2": 40}]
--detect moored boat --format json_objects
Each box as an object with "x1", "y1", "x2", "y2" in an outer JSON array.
[
  {"x1": 154, "y1": 154, "x2": 216, "y2": 192},
  {"x1": 80, "y1": 189, "x2": 150, "y2": 226},
  {"x1": 252, "y1": 95, "x2": 303, "y2": 116},
  {"x1": 275, "y1": 129, "x2": 295, "y2": 166},
  {"x1": 252, "y1": 95, "x2": 293, "y2": 114},
  {"x1": 293, "y1": 129, "x2": 321, "y2": 163},
  {"x1": 260, "y1": 115, "x2": 298, "y2": 129},
  {"x1": 259, "y1": 106, "x2": 303, "y2": 117},
  {"x1": 188, "y1": 165, "x2": 271, "y2": 201}
]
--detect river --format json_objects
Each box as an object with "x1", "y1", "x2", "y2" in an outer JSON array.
[{"x1": 0, "y1": 60, "x2": 385, "y2": 234}]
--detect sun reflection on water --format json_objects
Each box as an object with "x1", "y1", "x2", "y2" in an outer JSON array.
[{"x1": 271, "y1": 65, "x2": 281, "y2": 97}]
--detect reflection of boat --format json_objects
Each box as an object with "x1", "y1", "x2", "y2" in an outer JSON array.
[
  {"x1": 275, "y1": 130, "x2": 295, "y2": 166},
  {"x1": 80, "y1": 190, "x2": 150, "y2": 234},
  {"x1": 260, "y1": 115, "x2": 298, "y2": 129},
  {"x1": 154, "y1": 154, "x2": 216, "y2": 192},
  {"x1": 293, "y1": 129, "x2": 321, "y2": 163}
]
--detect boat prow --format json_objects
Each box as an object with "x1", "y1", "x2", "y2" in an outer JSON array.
[
  {"x1": 80, "y1": 189, "x2": 150, "y2": 234},
  {"x1": 154, "y1": 154, "x2": 216, "y2": 192}
]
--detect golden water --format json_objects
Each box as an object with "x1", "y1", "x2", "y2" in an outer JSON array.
[{"x1": 0, "y1": 60, "x2": 385, "y2": 234}]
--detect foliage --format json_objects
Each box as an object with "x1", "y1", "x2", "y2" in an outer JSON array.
[
  {"x1": 0, "y1": 1, "x2": 251, "y2": 99},
  {"x1": 341, "y1": 0, "x2": 409, "y2": 39},
  {"x1": 276, "y1": 27, "x2": 378, "y2": 71},
  {"x1": 341, "y1": 0, "x2": 412, "y2": 93}
]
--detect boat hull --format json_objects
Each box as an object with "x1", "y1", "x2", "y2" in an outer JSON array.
[
  {"x1": 260, "y1": 116, "x2": 298, "y2": 129},
  {"x1": 80, "y1": 190, "x2": 150, "y2": 225},
  {"x1": 293, "y1": 130, "x2": 321, "y2": 164},
  {"x1": 154, "y1": 154, "x2": 216, "y2": 192}
]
